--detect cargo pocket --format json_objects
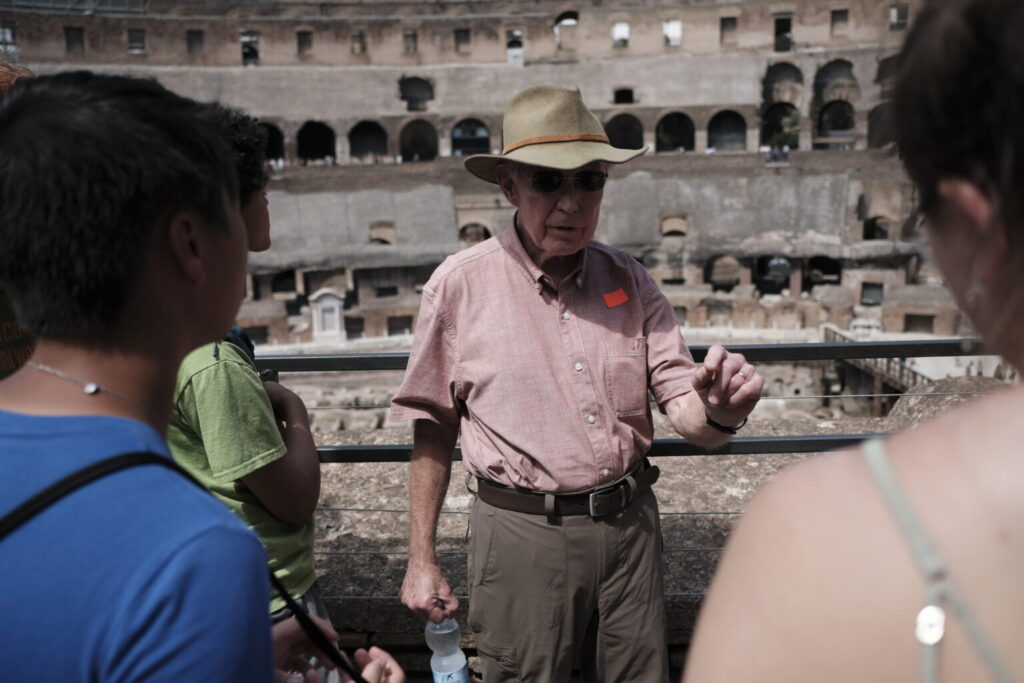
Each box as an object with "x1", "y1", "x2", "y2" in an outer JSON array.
[
  {"x1": 475, "y1": 639, "x2": 521, "y2": 682},
  {"x1": 603, "y1": 337, "x2": 649, "y2": 417},
  {"x1": 468, "y1": 500, "x2": 497, "y2": 589}
]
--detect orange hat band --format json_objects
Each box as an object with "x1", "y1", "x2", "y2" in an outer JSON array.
[{"x1": 502, "y1": 133, "x2": 610, "y2": 155}]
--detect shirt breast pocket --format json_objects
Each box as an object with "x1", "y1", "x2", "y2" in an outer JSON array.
[{"x1": 602, "y1": 337, "x2": 649, "y2": 417}]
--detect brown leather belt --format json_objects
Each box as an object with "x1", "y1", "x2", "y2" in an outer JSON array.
[{"x1": 476, "y1": 459, "x2": 660, "y2": 519}]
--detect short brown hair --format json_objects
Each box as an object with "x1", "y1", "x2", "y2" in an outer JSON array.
[
  {"x1": 895, "y1": 0, "x2": 1024, "y2": 227},
  {"x1": 0, "y1": 62, "x2": 32, "y2": 94}
]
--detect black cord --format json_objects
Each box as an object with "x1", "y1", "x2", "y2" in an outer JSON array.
[{"x1": 269, "y1": 573, "x2": 368, "y2": 683}]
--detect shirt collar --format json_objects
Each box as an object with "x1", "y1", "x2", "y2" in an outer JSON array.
[{"x1": 500, "y1": 214, "x2": 589, "y2": 292}]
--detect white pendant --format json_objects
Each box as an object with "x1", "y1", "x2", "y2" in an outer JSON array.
[
  {"x1": 83, "y1": 383, "x2": 100, "y2": 395},
  {"x1": 915, "y1": 604, "x2": 946, "y2": 645}
]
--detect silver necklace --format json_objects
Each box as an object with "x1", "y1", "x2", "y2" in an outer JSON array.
[{"x1": 26, "y1": 361, "x2": 147, "y2": 410}]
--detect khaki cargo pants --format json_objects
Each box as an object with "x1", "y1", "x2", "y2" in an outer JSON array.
[{"x1": 467, "y1": 487, "x2": 669, "y2": 683}]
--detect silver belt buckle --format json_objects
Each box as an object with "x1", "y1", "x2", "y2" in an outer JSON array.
[{"x1": 587, "y1": 485, "x2": 622, "y2": 518}]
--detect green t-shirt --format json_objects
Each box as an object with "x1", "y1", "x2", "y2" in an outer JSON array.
[{"x1": 167, "y1": 341, "x2": 316, "y2": 613}]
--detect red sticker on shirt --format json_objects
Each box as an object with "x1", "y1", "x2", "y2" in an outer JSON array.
[{"x1": 603, "y1": 289, "x2": 629, "y2": 308}]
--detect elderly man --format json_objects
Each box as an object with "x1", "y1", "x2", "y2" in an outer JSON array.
[{"x1": 391, "y1": 86, "x2": 762, "y2": 682}]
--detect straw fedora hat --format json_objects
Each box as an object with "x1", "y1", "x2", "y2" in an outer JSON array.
[{"x1": 464, "y1": 85, "x2": 647, "y2": 183}]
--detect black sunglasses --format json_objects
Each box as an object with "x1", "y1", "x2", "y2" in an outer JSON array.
[{"x1": 529, "y1": 169, "x2": 608, "y2": 194}]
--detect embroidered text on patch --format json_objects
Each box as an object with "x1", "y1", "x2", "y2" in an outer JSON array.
[{"x1": 603, "y1": 289, "x2": 628, "y2": 308}]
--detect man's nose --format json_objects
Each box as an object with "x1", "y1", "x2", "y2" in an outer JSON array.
[{"x1": 554, "y1": 182, "x2": 581, "y2": 213}]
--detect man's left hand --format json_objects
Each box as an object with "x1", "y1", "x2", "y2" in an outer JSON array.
[{"x1": 692, "y1": 344, "x2": 763, "y2": 427}]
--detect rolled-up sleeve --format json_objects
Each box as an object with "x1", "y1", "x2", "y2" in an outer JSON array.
[
  {"x1": 389, "y1": 286, "x2": 461, "y2": 428},
  {"x1": 637, "y1": 265, "x2": 695, "y2": 410}
]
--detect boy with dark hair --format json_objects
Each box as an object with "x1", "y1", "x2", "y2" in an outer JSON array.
[
  {"x1": 167, "y1": 106, "x2": 325, "y2": 622},
  {"x1": 0, "y1": 71, "x2": 274, "y2": 680}
]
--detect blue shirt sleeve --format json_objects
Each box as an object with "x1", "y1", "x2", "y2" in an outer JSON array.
[{"x1": 100, "y1": 523, "x2": 274, "y2": 683}]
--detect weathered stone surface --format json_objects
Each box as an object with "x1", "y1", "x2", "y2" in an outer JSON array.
[{"x1": 886, "y1": 375, "x2": 1003, "y2": 431}]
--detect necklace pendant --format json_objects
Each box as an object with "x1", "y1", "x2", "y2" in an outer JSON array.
[
  {"x1": 83, "y1": 382, "x2": 100, "y2": 395},
  {"x1": 915, "y1": 604, "x2": 945, "y2": 645}
]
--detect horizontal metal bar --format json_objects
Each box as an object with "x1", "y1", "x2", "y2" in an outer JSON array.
[
  {"x1": 258, "y1": 338, "x2": 986, "y2": 374},
  {"x1": 317, "y1": 433, "x2": 886, "y2": 463},
  {"x1": 259, "y1": 352, "x2": 410, "y2": 372}
]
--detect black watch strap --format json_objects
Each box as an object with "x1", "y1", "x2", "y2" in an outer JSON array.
[{"x1": 705, "y1": 413, "x2": 748, "y2": 435}]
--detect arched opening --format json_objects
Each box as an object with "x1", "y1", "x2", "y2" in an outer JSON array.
[
  {"x1": 369, "y1": 221, "x2": 396, "y2": 245},
  {"x1": 803, "y1": 256, "x2": 841, "y2": 292},
  {"x1": 815, "y1": 100, "x2": 855, "y2": 150},
  {"x1": 604, "y1": 114, "x2": 644, "y2": 150},
  {"x1": 760, "y1": 102, "x2": 800, "y2": 149},
  {"x1": 867, "y1": 103, "x2": 894, "y2": 149},
  {"x1": 348, "y1": 121, "x2": 388, "y2": 161},
  {"x1": 814, "y1": 60, "x2": 858, "y2": 98},
  {"x1": 399, "y1": 120, "x2": 438, "y2": 162},
  {"x1": 656, "y1": 113, "x2": 694, "y2": 152},
  {"x1": 553, "y1": 11, "x2": 579, "y2": 51},
  {"x1": 863, "y1": 216, "x2": 891, "y2": 240},
  {"x1": 459, "y1": 223, "x2": 492, "y2": 245},
  {"x1": 754, "y1": 255, "x2": 792, "y2": 294},
  {"x1": 260, "y1": 122, "x2": 285, "y2": 161},
  {"x1": 761, "y1": 62, "x2": 804, "y2": 106},
  {"x1": 661, "y1": 215, "x2": 688, "y2": 237},
  {"x1": 708, "y1": 110, "x2": 747, "y2": 151},
  {"x1": 399, "y1": 76, "x2": 434, "y2": 112},
  {"x1": 813, "y1": 60, "x2": 859, "y2": 149},
  {"x1": 296, "y1": 121, "x2": 335, "y2": 163},
  {"x1": 451, "y1": 119, "x2": 491, "y2": 156},
  {"x1": 704, "y1": 255, "x2": 742, "y2": 292}
]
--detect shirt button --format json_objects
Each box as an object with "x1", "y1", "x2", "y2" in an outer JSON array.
[
  {"x1": 587, "y1": 415, "x2": 596, "y2": 424},
  {"x1": 574, "y1": 362, "x2": 584, "y2": 372},
  {"x1": 601, "y1": 468, "x2": 611, "y2": 478},
  {"x1": 562, "y1": 311, "x2": 571, "y2": 320}
]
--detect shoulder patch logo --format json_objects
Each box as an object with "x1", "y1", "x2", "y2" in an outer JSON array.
[{"x1": 602, "y1": 289, "x2": 628, "y2": 308}]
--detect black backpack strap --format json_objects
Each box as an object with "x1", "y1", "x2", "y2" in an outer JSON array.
[
  {"x1": 0, "y1": 452, "x2": 201, "y2": 541},
  {"x1": 0, "y1": 451, "x2": 366, "y2": 682}
]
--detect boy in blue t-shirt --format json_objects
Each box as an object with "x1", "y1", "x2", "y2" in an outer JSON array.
[{"x1": 0, "y1": 72, "x2": 357, "y2": 682}]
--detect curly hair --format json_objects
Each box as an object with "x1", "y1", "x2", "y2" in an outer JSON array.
[{"x1": 214, "y1": 106, "x2": 270, "y2": 205}]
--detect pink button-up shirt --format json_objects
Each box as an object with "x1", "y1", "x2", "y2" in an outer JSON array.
[{"x1": 389, "y1": 224, "x2": 695, "y2": 493}]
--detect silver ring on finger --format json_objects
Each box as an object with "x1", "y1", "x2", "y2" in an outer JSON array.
[{"x1": 737, "y1": 370, "x2": 748, "y2": 379}]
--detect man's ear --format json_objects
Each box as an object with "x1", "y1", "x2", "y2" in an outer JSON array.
[
  {"x1": 936, "y1": 179, "x2": 1007, "y2": 285},
  {"x1": 495, "y1": 165, "x2": 519, "y2": 207},
  {"x1": 164, "y1": 210, "x2": 207, "y2": 286}
]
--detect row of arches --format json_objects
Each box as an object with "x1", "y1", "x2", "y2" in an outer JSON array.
[
  {"x1": 606, "y1": 103, "x2": 852, "y2": 153},
  {"x1": 704, "y1": 254, "x2": 842, "y2": 294},
  {"x1": 263, "y1": 118, "x2": 496, "y2": 163},
  {"x1": 263, "y1": 102, "x2": 860, "y2": 163}
]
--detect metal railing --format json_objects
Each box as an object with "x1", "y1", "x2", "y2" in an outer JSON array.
[
  {"x1": 823, "y1": 325, "x2": 932, "y2": 391},
  {"x1": 256, "y1": 336, "x2": 987, "y2": 462},
  {"x1": 256, "y1": 335, "x2": 993, "y2": 626}
]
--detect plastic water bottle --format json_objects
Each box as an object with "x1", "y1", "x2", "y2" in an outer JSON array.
[{"x1": 425, "y1": 618, "x2": 469, "y2": 682}]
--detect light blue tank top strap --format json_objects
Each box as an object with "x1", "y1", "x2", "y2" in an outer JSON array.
[{"x1": 861, "y1": 438, "x2": 1014, "y2": 683}]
